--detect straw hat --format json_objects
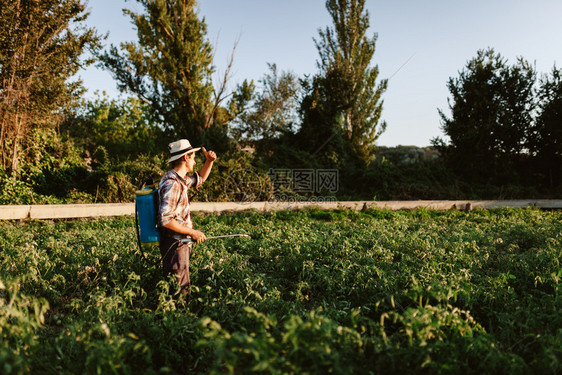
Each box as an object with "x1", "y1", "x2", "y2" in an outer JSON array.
[{"x1": 167, "y1": 139, "x2": 201, "y2": 163}]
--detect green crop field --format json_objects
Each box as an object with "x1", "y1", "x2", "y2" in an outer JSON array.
[{"x1": 1, "y1": 208, "x2": 561, "y2": 374}]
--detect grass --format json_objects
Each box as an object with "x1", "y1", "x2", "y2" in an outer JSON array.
[{"x1": 1, "y1": 208, "x2": 561, "y2": 374}]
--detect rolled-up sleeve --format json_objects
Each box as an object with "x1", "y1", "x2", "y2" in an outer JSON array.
[{"x1": 188, "y1": 172, "x2": 204, "y2": 189}]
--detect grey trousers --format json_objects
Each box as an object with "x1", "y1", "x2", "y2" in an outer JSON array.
[{"x1": 159, "y1": 232, "x2": 193, "y2": 299}]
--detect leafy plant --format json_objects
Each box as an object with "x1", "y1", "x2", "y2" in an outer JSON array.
[{"x1": 0, "y1": 208, "x2": 561, "y2": 373}]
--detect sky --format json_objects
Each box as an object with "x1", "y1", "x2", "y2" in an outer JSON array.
[{"x1": 80, "y1": 0, "x2": 562, "y2": 147}]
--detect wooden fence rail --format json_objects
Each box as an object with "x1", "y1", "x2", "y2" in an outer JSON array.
[{"x1": 0, "y1": 200, "x2": 561, "y2": 220}]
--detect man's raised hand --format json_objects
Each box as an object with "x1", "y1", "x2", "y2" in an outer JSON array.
[{"x1": 202, "y1": 147, "x2": 217, "y2": 162}]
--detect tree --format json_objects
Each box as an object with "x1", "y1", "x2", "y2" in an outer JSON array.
[
  {"x1": 0, "y1": 0, "x2": 101, "y2": 176},
  {"x1": 230, "y1": 64, "x2": 301, "y2": 154},
  {"x1": 99, "y1": 0, "x2": 232, "y2": 143},
  {"x1": 436, "y1": 48, "x2": 536, "y2": 183},
  {"x1": 65, "y1": 94, "x2": 165, "y2": 160},
  {"x1": 299, "y1": 0, "x2": 387, "y2": 161},
  {"x1": 531, "y1": 66, "x2": 562, "y2": 186}
]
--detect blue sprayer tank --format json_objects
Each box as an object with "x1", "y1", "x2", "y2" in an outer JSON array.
[{"x1": 135, "y1": 187, "x2": 160, "y2": 245}]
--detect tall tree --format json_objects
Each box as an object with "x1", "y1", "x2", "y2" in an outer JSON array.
[
  {"x1": 437, "y1": 48, "x2": 536, "y2": 183},
  {"x1": 0, "y1": 0, "x2": 100, "y2": 175},
  {"x1": 230, "y1": 64, "x2": 301, "y2": 154},
  {"x1": 99, "y1": 0, "x2": 231, "y2": 143},
  {"x1": 531, "y1": 66, "x2": 562, "y2": 186},
  {"x1": 300, "y1": 0, "x2": 387, "y2": 160}
]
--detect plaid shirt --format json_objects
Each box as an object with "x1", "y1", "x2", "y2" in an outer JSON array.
[{"x1": 158, "y1": 170, "x2": 203, "y2": 229}]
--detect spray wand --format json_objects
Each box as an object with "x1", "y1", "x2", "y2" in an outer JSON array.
[{"x1": 180, "y1": 233, "x2": 249, "y2": 244}]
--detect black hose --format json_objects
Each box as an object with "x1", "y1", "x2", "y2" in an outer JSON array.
[
  {"x1": 134, "y1": 200, "x2": 149, "y2": 262},
  {"x1": 135, "y1": 173, "x2": 153, "y2": 262}
]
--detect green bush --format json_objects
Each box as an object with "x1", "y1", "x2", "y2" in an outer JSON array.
[
  {"x1": 0, "y1": 279, "x2": 49, "y2": 374},
  {"x1": 0, "y1": 209, "x2": 561, "y2": 373}
]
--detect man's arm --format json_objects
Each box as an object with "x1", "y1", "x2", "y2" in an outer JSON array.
[
  {"x1": 162, "y1": 219, "x2": 206, "y2": 243},
  {"x1": 198, "y1": 147, "x2": 217, "y2": 182}
]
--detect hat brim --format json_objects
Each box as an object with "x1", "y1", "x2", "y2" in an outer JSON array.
[{"x1": 167, "y1": 147, "x2": 201, "y2": 163}]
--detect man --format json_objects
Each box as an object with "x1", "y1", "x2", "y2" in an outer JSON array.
[{"x1": 158, "y1": 139, "x2": 217, "y2": 299}]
